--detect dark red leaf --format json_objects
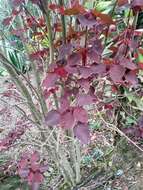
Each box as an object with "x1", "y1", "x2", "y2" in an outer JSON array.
[
  {"x1": 104, "y1": 104, "x2": 113, "y2": 110},
  {"x1": 138, "y1": 62, "x2": 143, "y2": 70},
  {"x1": 58, "y1": 43, "x2": 73, "y2": 59},
  {"x1": 73, "y1": 122, "x2": 90, "y2": 144},
  {"x1": 54, "y1": 67, "x2": 68, "y2": 78},
  {"x1": 125, "y1": 71, "x2": 138, "y2": 86},
  {"x1": 31, "y1": 183, "x2": 40, "y2": 190},
  {"x1": 31, "y1": 152, "x2": 40, "y2": 163},
  {"x1": 78, "y1": 79, "x2": 90, "y2": 91},
  {"x1": 87, "y1": 40, "x2": 103, "y2": 62},
  {"x1": 2, "y1": 17, "x2": 12, "y2": 26},
  {"x1": 131, "y1": 0, "x2": 143, "y2": 9},
  {"x1": 59, "y1": 96, "x2": 70, "y2": 113},
  {"x1": 64, "y1": 5, "x2": 85, "y2": 15},
  {"x1": 18, "y1": 168, "x2": 29, "y2": 178},
  {"x1": 79, "y1": 66, "x2": 93, "y2": 78},
  {"x1": 87, "y1": 48, "x2": 101, "y2": 63},
  {"x1": 45, "y1": 110, "x2": 60, "y2": 126},
  {"x1": 31, "y1": 163, "x2": 40, "y2": 172},
  {"x1": 12, "y1": 0, "x2": 25, "y2": 6},
  {"x1": 68, "y1": 52, "x2": 81, "y2": 65},
  {"x1": 30, "y1": 0, "x2": 40, "y2": 5},
  {"x1": 42, "y1": 73, "x2": 59, "y2": 89},
  {"x1": 119, "y1": 58, "x2": 137, "y2": 70},
  {"x1": 76, "y1": 94, "x2": 94, "y2": 106},
  {"x1": 73, "y1": 107, "x2": 88, "y2": 123},
  {"x1": 110, "y1": 65, "x2": 125, "y2": 83},
  {"x1": 91, "y1": 64, "x2": 106, "y2": 75},
  {"x1": 11, "y1": 28, "x2": 27, "y2": 37},
  {"x1": 92, "y1": 10, "x2": 115, "y2": 25},
  {"x1": 115, "y1": 44, "x2": 127, "y2": 60},
  {"x1": 60, "y1": 110, "x2": 75, "y2": 129},
  {"x1": 33, "y1": 172, "x2": 44, "y2": 183},
  {"x1": 12, "y1": 8, "x2": 21, "y2": 15},
  {"x1": 28, "y1": 172, "x2": 34, "y2": 183},
  {"x1": 132, "y1": 1, "x2": 143, "y2": 13},
  {"x1": 28, "y1": 171, "x2": 44, "y2": 184},
  {"x1": 49, "y1": 3, "x2": 59, "y2": 10},
  {"x1": 118, "y1": 0, "x2": 128, "y2": 6},
  {"x1": 77, "y1": 14, "x2": 97, "y2": 27},
  {"x1": 65, "y1": 64, "x2": 78, "y2": 74},
  {"x1": 92, "y1": 39, "x2": 103, "y2": 54}
]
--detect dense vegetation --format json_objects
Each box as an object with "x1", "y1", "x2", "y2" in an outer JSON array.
[{"x1": 0, "y1": 0, "x2": 143, "y2": 189}]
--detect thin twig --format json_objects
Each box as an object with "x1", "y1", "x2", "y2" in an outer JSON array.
[{"x1": 94, "y1": 106, "x2": 143, "y2": 152}]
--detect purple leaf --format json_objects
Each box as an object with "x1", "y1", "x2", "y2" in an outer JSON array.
[
  {"x1": 76, "y1": 94, "x2": 94, "y2": 106},
  {"x1": 60, "y1": 110, "x2": 75, "y2": 129},
  {"x1": 73, "y1": 107, "x2": 88, "y2": 123},
  {"x1": 42, "y1": 73, "x2": 59, "y2": 89},
  {"x1": 87, "y1": 40, "x2": 103, "y2": 62},
  {"x1": 59, "y1": 96, "x2": 70, "y2": 113},
  {"x1": 67, "y1": 52, "x2": 81, "y2": 65},
  {"x1": 125, "y1": 71, "x2": 138, "y2": 86},
  {"x1": 78, "y1": 79, "x2": 90, "y2": 91},
  {"x1": 79, "y1": 66, "x2": 93, "y2": 78},
  {"x1": 91, "y1": 64, "x2": 106, "y2": 75},
  {"x1": 31, "y1": 151, "x2": 40, "y2": 162},
  {"x1": 45, "y1": 110, "x2": 60, "y2": 126},
  {"x1": 64, "y1": 64, "x2": 78, "y2": 74},
  {"x1": 2, "y1": 17, "x2": 12, "y2": 26},
  {"x1": 129, "y1": 40, "x2": 139, "y2": 51},
  {"x1": 115, "y1": 44, "x2": 127, "y2": 60},
  {"x1": 110, "y1": 64, "x2": 125, "y2": 83},
  {"x1": 119, "y1": 58, "x2": 137, "y2": 70},
  {"x1": 91, "y1": 39, "x2": 103, "y2": 54},
  {"x1": 58, "y1": 43, "x2": 73, "y2": 60},
  {"x1": 77, "y1": 14, "x2": 97, "y2": 27},
  {"x1": 31, "y1": 163, "x2": 40, "y2": 172},
  {"x1": 19, "y1": 158, "x2": 28, "y2": 169},
  {"x1": 87, "y1": 48, "x2": 101, "y2": 63},
  {"x1": 12, "y1": 0, "x2": 25, "y2": 6},
  {"x1": 31, "y1": 182, "x2": 40, "y2": 190},
  {"x1": 131, "y1": 0, "x2": 143, "y2": 8},
  {"x1": 33, "y1": 172, "x2": 44, "y2": 183},
  {"x1": 30, "y1": 0, "x2": 40, "y2": 5},
  {"x1": 28, "y1": 172, "x2": 34, "y2": 184},
  {"x1": 73, "y1": 122, "x2": 90, "y2": 144},
  {"x1": 18, "y1": 168, "x2": 29, "y2": 178}
]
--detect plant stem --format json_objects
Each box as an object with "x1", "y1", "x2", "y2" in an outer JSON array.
[
  {"x1": 59, "y1": 0, "x2": 66, "y2": 44},
  {"x1": 0, "y1": 52, "x2": 42, "y2": 124},
  {"x1": 44, "y1": 4, "x2": 54, "y2": 66},
  {"x1": 75, "y1": 141, "x2": 81, "y2": 183},
  {"x1": 31, "y1": 60, "x2": 48, "y2": 117},
  {"x1": 104, "y1": 0, "x2": 117, "y2": 46},
  {"x1": 84, "y1": 26, "x2": 88, "y2": 48}
]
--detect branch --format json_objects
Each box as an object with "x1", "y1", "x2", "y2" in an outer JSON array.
[
  {"x1": 0, "y1": 52, "x2": 42, "y2": 124},
  {"x1": 31, "y1": 60, "x2": 48, "y2": 118},
  {"x1": 59, "y1": 0, "x2": 66, "y2": 44},
  {"x1": 40, "y1": 0, "x2": 54, "y2": 66}
]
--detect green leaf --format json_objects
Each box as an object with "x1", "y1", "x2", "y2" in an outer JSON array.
[
  {"x1": 0, "y1": 176, "x2": 20, "y2": 190},
  {"x1": 84, "y1": 1, "x2": 94, "y2": 9},
  {"x1": 138, "y1": 53, "x2": 143, "y2": 63},
  {"x1": 96, "y1": 1, "x2": 113, "y2": 13},
  {"x1": 126, "y1": 117, "x2": 136, "y2": 125},
  {"x1": 90, "y1": 122, "x2": 101, "y2": 130}
]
